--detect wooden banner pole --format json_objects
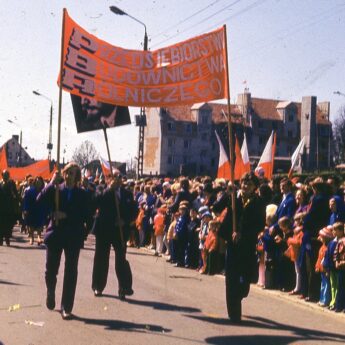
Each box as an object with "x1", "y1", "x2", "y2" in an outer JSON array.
[
  {"x1": 223, "y1": 24, "x2": 237, "y2": 237},
  {"x1": 55, "y1": 8, "x2": 66, "y2": 225},
  {"x1": 103, "y1": 127, "x2": 125, "y2": 248}
]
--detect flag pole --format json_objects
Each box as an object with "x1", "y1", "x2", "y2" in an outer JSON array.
[
  {"x1": 55, "y1": 8, "x2": 67, "y2": 225},
  {"x1": 102, "y1": 127, "x2": 125, "y2": 248},
  {"x1": 223, "y1": 25, "x2": 237, "y2": 237}
]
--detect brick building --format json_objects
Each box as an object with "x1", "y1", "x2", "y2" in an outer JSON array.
[{"x1": 143, "y1": 92, "x2": 332, "y2": 177}]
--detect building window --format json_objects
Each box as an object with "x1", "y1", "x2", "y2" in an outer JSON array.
[
  {"x1": 167, "y1": 155, "x2": 175, "y2": 165},
  {"x1": 167, "y1": 122, "x2": 174, "y2": 131},
  {"x1": 288, "y1": 130, "x2": 293, "y2": 138},
  {"x1": 202, "y1": 115, "x2": 208, "y2": 125},
  {"x1": 288, "y1": 114, "x2": 294, "y2": 122},
  {"x1": 185, "y1": 124, "x2": 192, "y2": 133},
  {"x1": 183, "y1": 140, "x2": 190, "y2": 149},
  {"x1": 168, "y1": 138, "x2": 175, "y2": 147}
]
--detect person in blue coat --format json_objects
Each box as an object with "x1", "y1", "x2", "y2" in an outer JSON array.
[
  {"x1": 37, "y1": 163, "x2": 90, "y2": 320},
  {"x1": 271, "y1": 178, "x2": 296, "y2": 232}
]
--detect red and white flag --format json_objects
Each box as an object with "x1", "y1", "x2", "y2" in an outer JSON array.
[
  {"x1": 215, "y1": 131, "x2": 231, "y2": 180},
  {"x1": 256, "y1": 131, "x2": 276, "y2": 180},
  {"x1": 288, "y1": 137, "x2": 305, "y2": 178},
  {"x1": 241, "y1": 133, "x2": 251, "y2": 173},
  {"x1": 100, "y1": 157, "x2": 111, "y2": 177},
  {"x1": 234, "y1": 135, "x2": 246, "y2": 180}
]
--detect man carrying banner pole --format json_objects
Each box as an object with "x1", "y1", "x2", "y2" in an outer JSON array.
[
  {"x1": 91, "y1": 127, "x2": 137, "y2": 300},
  {"x1": 220, "y1": 25, "x2": 266, "y2": 323}
]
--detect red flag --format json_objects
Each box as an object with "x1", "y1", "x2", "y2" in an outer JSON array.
[
  {"x1": 100, "y1": 157, "x2": 111, "y2": 177},
  {"x1": 256, "y1": 131, "x2": 276, "y2": 180},
  {"x1": 234, "y1": 136, "x2": 246, "y2": 180},
  {"x1": 0, "y1": 148, "x2": 8, "y2": 172}
]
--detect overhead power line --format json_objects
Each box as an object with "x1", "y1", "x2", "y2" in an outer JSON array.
[
  {"x1": 151, "y1": 0, "x2": 242, "y2": 48},
  {"x1": 150, "y1": 0, "x2": 222, "y2": 40}
]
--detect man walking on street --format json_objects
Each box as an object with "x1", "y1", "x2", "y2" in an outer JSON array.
[{"x1": 92, "y1": 171, "x2": 137, "y2": 300}]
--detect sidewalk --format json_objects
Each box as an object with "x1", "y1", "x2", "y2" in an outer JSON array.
[{"x1": 139, "y1": 245, "x2": 345, "y2": 320}]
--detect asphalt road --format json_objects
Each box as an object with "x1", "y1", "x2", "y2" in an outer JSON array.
[{"x1": 1, "y1": 227, "x2": 345, "y2": 345}]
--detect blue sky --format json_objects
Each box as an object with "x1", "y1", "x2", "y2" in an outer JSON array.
[{"x1": 0, "y1": 0, "x2": 344, "y2": 163}]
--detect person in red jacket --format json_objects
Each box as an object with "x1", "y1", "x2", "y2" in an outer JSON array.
[{"x1": 202, "y1": 220, "x2": 220, "y2": 275}]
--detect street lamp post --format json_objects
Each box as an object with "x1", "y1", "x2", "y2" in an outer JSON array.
[
  {"x1": 33, "y1": 90, "x2": 53, "y2": 161},
  {"x1": 110, "y1": 6, "x2": 148, "y2": 178}
]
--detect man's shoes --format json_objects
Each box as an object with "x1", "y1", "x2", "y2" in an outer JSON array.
[
  {"x1": 61, "y1": 310, "x2": 72, "y2": 320},
  {"x1": 46, "y1": 291, "x2": 55, "y2": 310},
  {"x1": 119, "y1": 287, "x2": 134, "y2": 300},
  {"x1": 5, "y1": 238, "x2": 10, "y2": 246},
  {"x1": 94, "y1": 290, "x2": 103, "y2": 297}
]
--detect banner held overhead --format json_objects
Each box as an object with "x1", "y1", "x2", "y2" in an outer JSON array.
[{"x1": 58, "y1": 10, "x2": 226, "y2": 107}]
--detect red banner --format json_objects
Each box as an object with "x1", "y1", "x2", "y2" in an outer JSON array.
[{"x1": 59, "y1": 10, "x2": 227, "y2": 107}]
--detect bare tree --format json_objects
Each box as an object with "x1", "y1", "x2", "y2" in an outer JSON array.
[
  {"x1": 333, "y1": 105, "x2": 345, "y2": 164},
  {"x1": 71, "y1": 140, "x2": 98, "y2": 168}
]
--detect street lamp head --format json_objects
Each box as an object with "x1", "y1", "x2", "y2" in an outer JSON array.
[
  {"x1": 33, "y1": 90, "x2": 41, "y2": 96},
  {"x1": 109, "y1": 6, "x2": 127, "y2": 16}
]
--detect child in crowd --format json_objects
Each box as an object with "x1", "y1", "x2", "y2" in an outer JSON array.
[
  {"x1": 198, "y1": 211, "x2": 212, "y2": 272},
  {"x1": 287, "y1": 212, "x2": 305, "y2": 295},
  {"x1": 185, "y1": 208, "x2": 200, "y2": 269},
  {"x1": 261, "y1": 204, "x2": 278, "y2": 289},
  {"x1": 200, "y1": 220, "x2": 220, "y2": 275},
  {"x1": 315, "y1": 226, "x2": 333, "y2": 307},
  {"x1": 153, "y1": 205, "x2": 166, "y2": 256},
  {"x1": 257, "y1": 204, "x2": 277, "y2": 288},
  {"x1": 324, "y1": 222, "x2": 344, "y2": 311},
  {"x1": 135, "y1": 201, "x2": 146, "y2": 247},
  {"x1": 276, "y1": 216, "x2": 295, "y2": 292},
  {"x1": 166, "y1": 212, "x2": 180, "y2": 264},
  {"x1": 334, "y1": 223, "x2": 345, "y2": 311}
]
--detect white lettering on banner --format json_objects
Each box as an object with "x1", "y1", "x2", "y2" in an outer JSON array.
[
  {"x1": 65, "y1": 46, "x2": 97, "y2": 77},
  {"x1": 69, "y1": 28, "x2": 98, "y2": 53},
  {"x1": 61, "y1": 13, "x2": 227, "y2": 106},
  {"x1": 62, "y1": 68, "x2": 95, "y2": 96},
  {"x1": 205, "y1": 54, "x2": 225, "y2": 74}
]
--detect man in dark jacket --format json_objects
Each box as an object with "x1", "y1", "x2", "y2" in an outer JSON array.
[
  {"x1": 92, "y1": 171, "x2": 137, "y2": 300},
  {"x1": 37, "y1": 163, "x2": 90, "y2": 320},
  {"x1": 219, "y1": 172, "x2": 265, "y2": 323},
  {"x1": 0, "y1": 170, "x2": 19, "y2": 246}
]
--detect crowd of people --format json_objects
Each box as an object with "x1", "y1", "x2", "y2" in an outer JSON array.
[{"x1": 1, "y1": 166, "x2": 345, "y2": 320}]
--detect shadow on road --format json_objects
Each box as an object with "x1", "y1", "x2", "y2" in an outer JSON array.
[
  {"x1": 73, "y1": 315, "x2": 171, "y2": 334},
  {"x1": 0, "y1": 279, "x2": 24, "y2": 286},
  {"x1": 101, "y1": 294, "x2": 200, "y2": 313},
  {"x1": 125, "y1": 298, "x2": 201, "y2": 313},
  {"x1": 187, "y1": 314, "x2": 345, "y2": 345},
  {"x1": 5, "y1": 244, "x2": 45, "y2": 251}
]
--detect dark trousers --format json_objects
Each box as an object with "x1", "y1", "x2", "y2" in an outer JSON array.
[
  {"x1": 45, "y1": 246, "x2": 80, "y2": 313},
  {"x1": 92, "y1": 237, "x2": 132, "y2": 292}
]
